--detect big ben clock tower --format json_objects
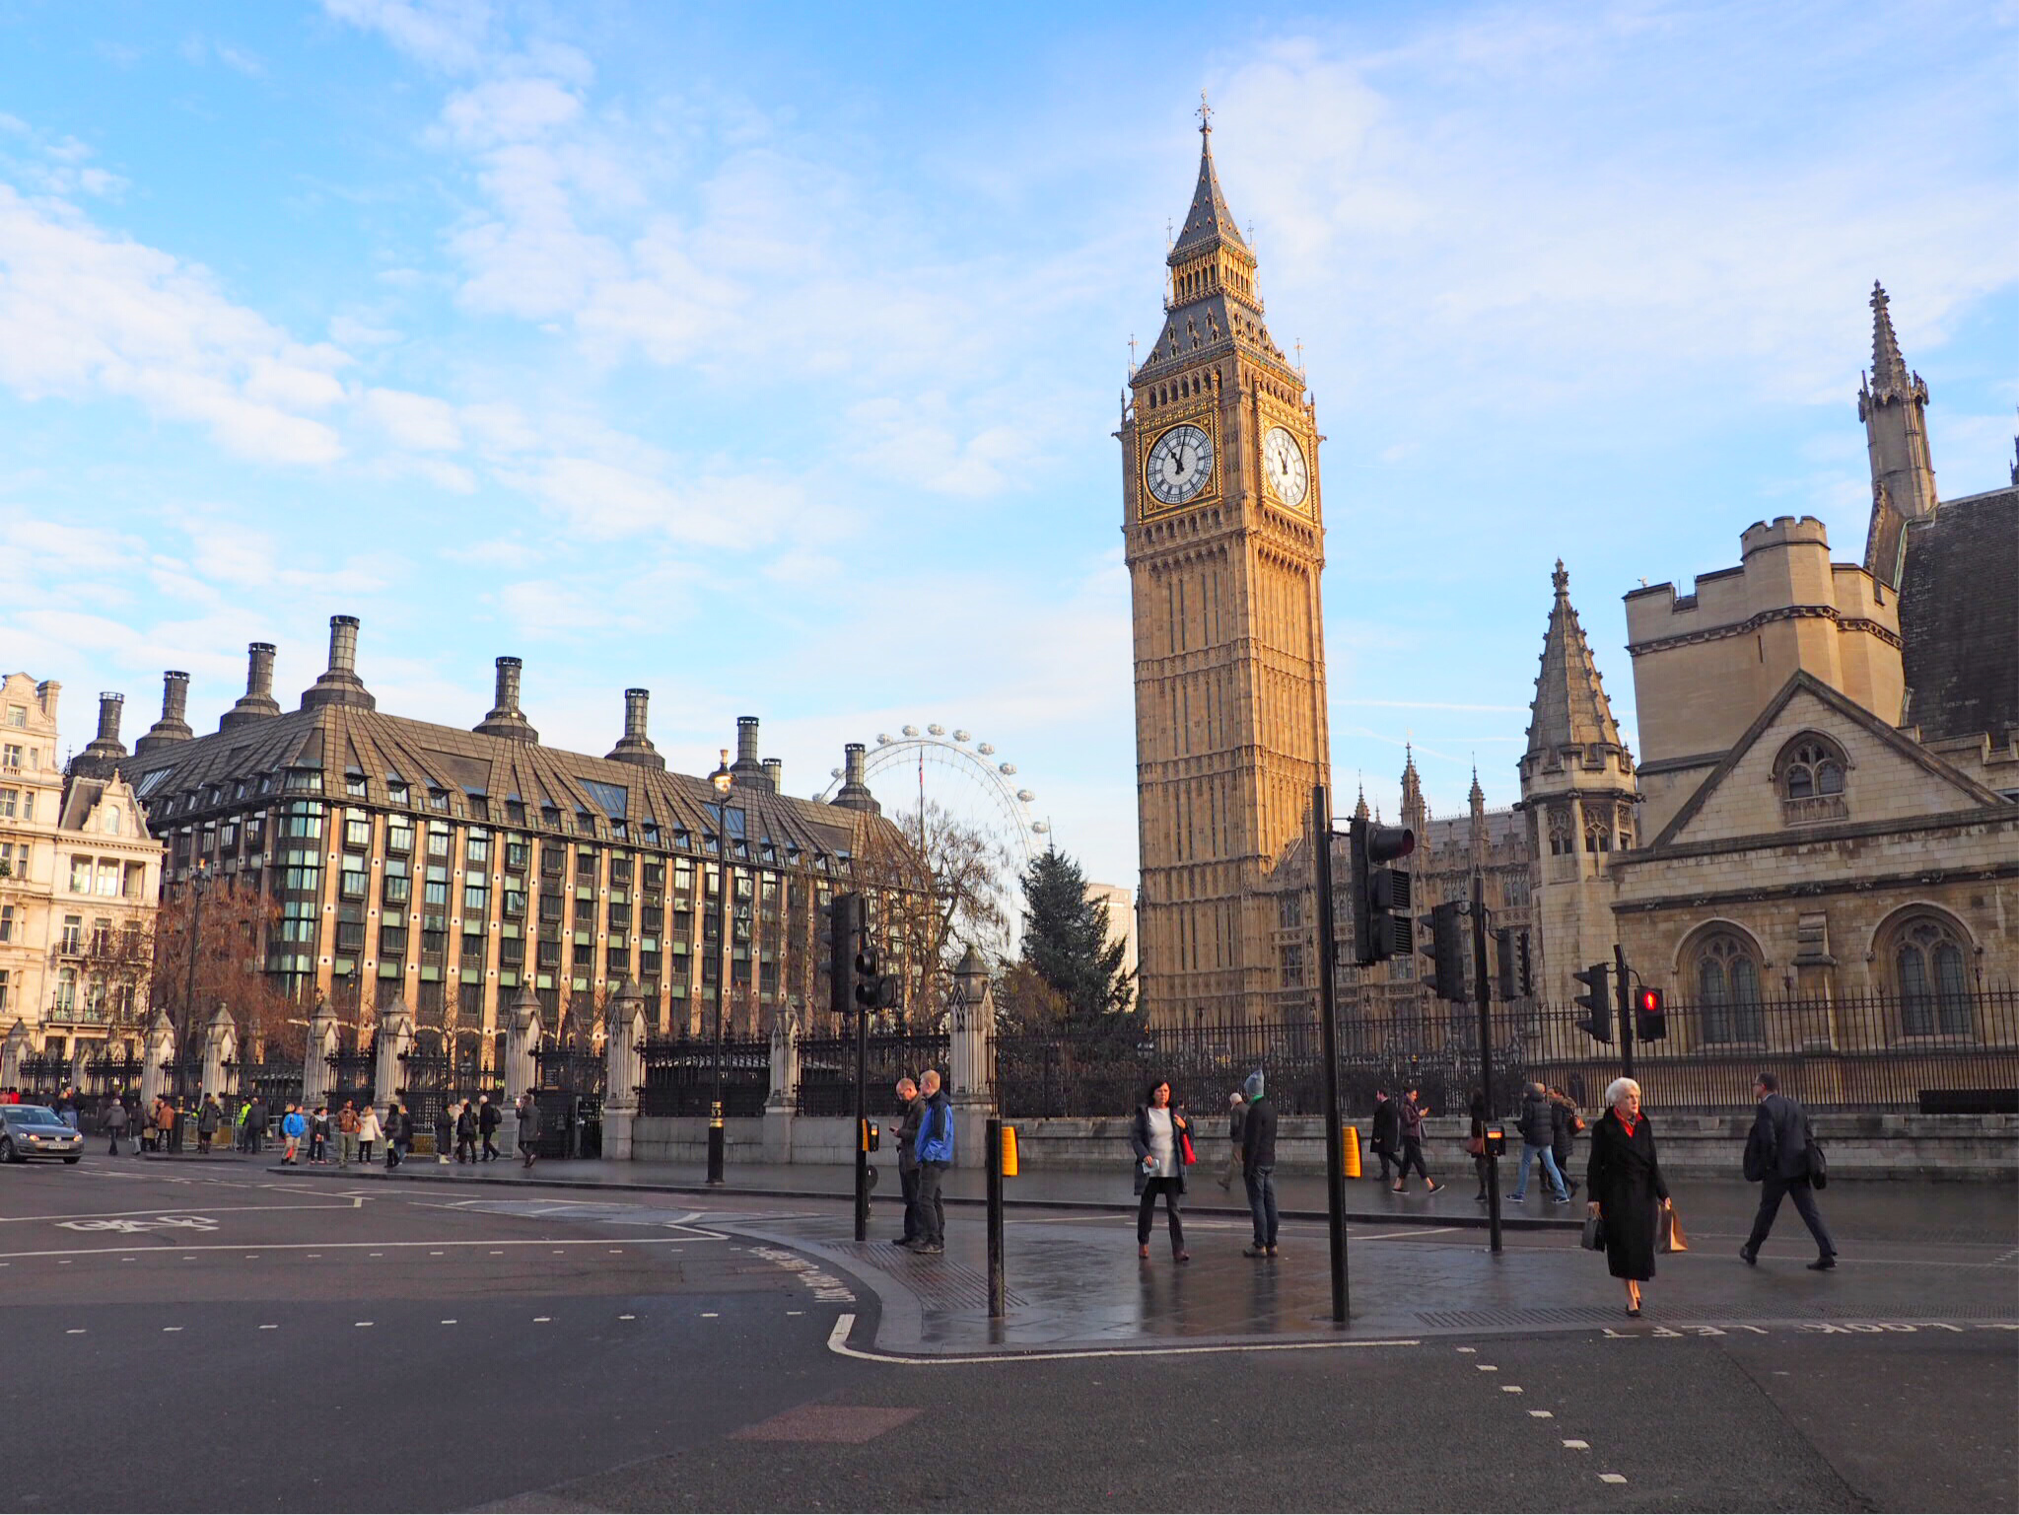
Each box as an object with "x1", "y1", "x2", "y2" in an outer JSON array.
[{"x1": 1121, "y1": 103, "x2": 1330, "y2": 1027}]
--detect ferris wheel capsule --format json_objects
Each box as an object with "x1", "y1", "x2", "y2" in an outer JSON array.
[
  {"x1": 1017, "y1": 789, "x2": 1034, "y2": 802},
  {"x1": 876, "y1": 733, "x2": 893, "y2": 745},
  {"x1": 927, "y1": 723, "x2": 945, "y2": 736},
  {"x1": 977, "y1": 743, "x2": 994, "y2": 755},
  {"x1": 953, "y1": 730, "x2": 971, "y2": 742},
  {"x1": 902, "y1": 724, "x2": 920, "y2": 737},
  {"x1": 998, "y1": 762, "x2": 1016, "y2": 775}
]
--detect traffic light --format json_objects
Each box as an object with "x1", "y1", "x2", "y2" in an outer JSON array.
[
  {"x1": 822, "y1": 891, "x2": 864, "y2": 1020},
  {"x1": 853, "y1": 926, "x2": 900, "y2": 1013},
  {"x1": 1348, "y1": 815, "x2": 1416, "y2": 965},
  {"x1": 1635, "y1": 986, "x2": 1667, "y2": 1042},
  {"x1": 1493, "y1": 927, "x2": 1534, "y2": 1002},
  {"x1": 1573, "y1": 962, "x2": 1612, "y2": 1042},
  {"x1": 1418, "y1": 901, "x2": 1467, "y2": 1002}
]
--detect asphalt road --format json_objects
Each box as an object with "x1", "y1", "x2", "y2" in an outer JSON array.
[{"x1": 2, "y1": 1155, "x2": 2012, "y2": 1512}]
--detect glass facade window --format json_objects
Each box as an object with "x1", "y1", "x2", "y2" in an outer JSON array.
[
  {"x1": 344, "y1": 812, "x2": 371, "y2": 849},
  {"x1": 383, "y1": 856, "x2": 411, "y2": 906},
  {"x1": 467, "y1": 829, "x2": 491, "y2": 866}
]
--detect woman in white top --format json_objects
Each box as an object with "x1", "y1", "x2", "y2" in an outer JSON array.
[
  {"x1": 1129, "y1": 1079, "x2": 1192, "y2": 1263},
  {"x1": 356, "y1": 1104, "x2": 382, "y2": 1165}
]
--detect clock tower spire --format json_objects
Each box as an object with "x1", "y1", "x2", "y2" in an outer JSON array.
[{"x1": 1119, "y1": 110, "x2": 1331, "y2": 1027}]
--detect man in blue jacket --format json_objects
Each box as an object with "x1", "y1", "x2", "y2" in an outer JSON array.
[{"x1": 905, "y1": 1069, "x2": 954, "y2": 1255}]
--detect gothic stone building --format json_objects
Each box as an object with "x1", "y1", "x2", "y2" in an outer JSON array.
[
  {"x1": 104, "y1": 618, "x2": 906, "y2": 1060},
  {"x1": 1524, "y1": 285, "x2": 2019, "y2": 1067},
  {"x1": 1124, "y1": 109, "x2": 1331, "y2": 1027}
]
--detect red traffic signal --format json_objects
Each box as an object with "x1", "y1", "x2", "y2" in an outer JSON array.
[{"x1": 1635, "y1": 986, "x2": 1667, "y2": 1042}]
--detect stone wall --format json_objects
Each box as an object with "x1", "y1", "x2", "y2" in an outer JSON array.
[{"x1": 995, "y1": 1113, "x2": 2016, "y2": 1182}]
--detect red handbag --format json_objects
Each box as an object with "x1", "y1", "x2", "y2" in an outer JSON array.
[{"x1": 1180, "y1": 1130, "x2": 1197, "y2": 1166}]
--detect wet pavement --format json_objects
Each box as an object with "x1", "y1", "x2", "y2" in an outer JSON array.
[{"x1": 269, "y1": 1156, "x2": 2019, "y2": 1356}]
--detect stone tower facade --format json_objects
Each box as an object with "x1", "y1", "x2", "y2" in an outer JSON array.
[
  {"x1": 1518, "y1": 562, "x2": 1640, "y2": 1001},
  {"x1": 1859, "y1": 282, "x2": 1939, "y2": 589},
  {"x1": 1121, "y1": 108, "x2": 1329, "y2": 1026}
]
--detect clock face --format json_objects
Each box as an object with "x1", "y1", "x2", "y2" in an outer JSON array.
[
  {"x1": 1145, "y1": 424, "x2": 1215, "y2": 506},
  {"x1": 1263, "y1": 426, "x2": 1309, "y2": 509}
]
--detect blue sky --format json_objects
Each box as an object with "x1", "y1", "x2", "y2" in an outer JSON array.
[{"x1": 1, "y1": 0, "x2": 2013, "y2": 897}]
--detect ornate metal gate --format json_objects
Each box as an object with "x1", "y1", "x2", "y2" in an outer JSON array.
[
  {"x1": 326, "y1": 1034, "x2": 375, "y2": 1118},
  {"x1": 531, "y1": 1037, "x2": 605, "y2": 1158}
]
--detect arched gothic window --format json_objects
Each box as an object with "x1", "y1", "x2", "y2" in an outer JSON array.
[
  {"x1": 1777, "y1": 734, "x2": 1849, "y2": 822},
  {"x1": 1891, "y1": 914, "x2": 1972, "y2": 1036},
  {"x1": 1584, "y1": 817, "x2": 1611, "y2": 853},
  {"x1": 1546, "y1": 808, "x2": 1573, "y2": 857},
  {"x1": 1692, "y1": 930, "x2": 1764, "y2": 1043}
]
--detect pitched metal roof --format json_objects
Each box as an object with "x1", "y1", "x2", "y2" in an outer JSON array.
[{"x1": 1527, "y1": 560, "x2": 1624, "y2": 755}]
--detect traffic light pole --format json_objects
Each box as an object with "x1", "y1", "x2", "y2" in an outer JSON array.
[
  {"x1": 1614, "y1": 942, "x2": 1636, "y2": 1082},
  {"x1": 1471, "y1": 872, "x2": 1503, "y2": 1255},
  {"x1": 1310, "y1": 783, "x2": 1350, "y2": 1325},
  {"x1": 854, "y1": 920, "x2": 871, "y2": 1244}
]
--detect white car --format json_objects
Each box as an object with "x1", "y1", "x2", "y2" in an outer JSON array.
[{"x1": 0, "y1": 1104, "x2": 84, "y2": 1163}]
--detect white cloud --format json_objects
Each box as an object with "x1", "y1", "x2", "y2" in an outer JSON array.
[
  {"x1": 329, "y1": 314, "x2": 403, "y2": 347},
  {"x1": 0, "y1": 185, "x2": 349, "y2": 464},
  {"x1": 440, "y1": 77, "x2": 581, "y2": 146},
  {"x1": 320, "y1": 0, "x2": 496, "y2": 75},
  {"x1": 360, "y1": 385, "x2": 463, "y2": 450},
  {"x1": 505, "y1": 456, "x2": 805, "y2": 548}
]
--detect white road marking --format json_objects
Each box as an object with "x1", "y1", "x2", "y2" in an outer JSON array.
[
  {"x1": 2, "y1": 1200, "x2": 363, "y2": 1224},
  {"x1": 1352, "y1": 1227, "x2": 1460, "y2": 1241},
  {"x1": 65, "y1": 1328, "x2": 85, "y2": 1334},
  {"x1": 1455, "y1": 1346, "x2": 1476, "y2": 1353},
  {"x1": 1501, "y1": 1385, "x2": 1523, "y2": 1393},
  {"x1": 1476, "y1": 1363, "x2": 1498, "y2": 1371},
  {"x1": 533, "y1": 1316, "x2": 551, "y2": 1323},
  {"x1": 1599, "y1": 1473, "x2": 1627, "y2": 1484},
  {"x1": 824, "y1": 1312, "x2": 1422, "y2": 1365},
  {"x1": 1529, "y1": 1410, "x2": 1553, "y2": 1419},
  {"x1": 441, "y1": 1319, "x2": 457, "y2": 1325},
  {"x1": 259, "y1": 1324, "x2": 277, "y2": 1330},
  {"x1": 162, "y1": 1327, "x2": 182, "y2": 1333},
  {"x1": 618, "y1": 1314, "x2": 635, "y2": 1321},
  {"x1": 355, "y1": 1321, "x2": 373, "y2": 1327},
  {"x1": 0, "y1": 1237, "x2": 703, "y2": 1261},
  {"x1": 700, "y1": 1312, "x2": 719, "y2": 1318},
  {"x1": 1563, "y1": 1439, "x2": 1589, "y2": 1449}
]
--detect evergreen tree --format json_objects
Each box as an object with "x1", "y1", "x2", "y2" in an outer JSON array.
[{"x1": 1017, "y1": 848, "x2": 1135, "y2": 1024}]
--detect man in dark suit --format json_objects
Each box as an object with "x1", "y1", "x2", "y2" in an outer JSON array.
[{"x1": 1741, "y1": 1072, "x2": 1837, "y2": 1270}]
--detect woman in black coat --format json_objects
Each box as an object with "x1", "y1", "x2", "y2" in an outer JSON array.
[
  {"x1": 1586, "y1": 1077, "x2": 1670, "y2": 1316},
  {"x1": 1128, "y1": 1078, "x2": 1192, "y2": 1264}
]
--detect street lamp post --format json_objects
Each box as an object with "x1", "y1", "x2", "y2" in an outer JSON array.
[
  {"x1": 178, "y1": 862, "x2": 212, "y2": 1078},
  {"x1": 707, "y1": 751, "x2": 733, "y2": 1186}
]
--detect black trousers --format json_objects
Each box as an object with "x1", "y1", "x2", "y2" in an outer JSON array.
[
  {"x1": 1374, "y1": 1146, "x2": 1398, "y2": 1183},
  {"x1": 482, "y1": 1132, "x2": 499, "y2": 1159},
  {"x1": 899, "y1": 1161, "x2": 921, "y2": 1240},
  {"x1": 1394, "y1": 1137, "x2": 1431, "y2": 1185},
  {"x1": 1137, "y1": 1177, "x2": 1185, "y2": 1252},
  {"x1": 915, "y1": 1162, "x2": 947, "y2": 1246},
  {"x1": 1746, "y1": 1174, "x2": 1836, "y2": 1258}
]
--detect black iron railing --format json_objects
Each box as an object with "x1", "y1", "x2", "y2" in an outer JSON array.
[
  {"x1": 795, "y1": 1032, "x2": 950, "y2": 1117},
  {"x1": 636, "y1": 1033, "x2": 769, "y2": 1117}
]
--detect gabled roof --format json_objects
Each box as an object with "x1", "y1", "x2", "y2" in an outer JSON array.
[
  {"x1": 1526, "y1": 561, "x2": 1623, "y2": 755},
  {"x1": 1901, "y1": 483, "x2": 2019, "y2": 744},
  {"x1": 1649, "y1": 669, "x2": 2007, "y2": 850}
]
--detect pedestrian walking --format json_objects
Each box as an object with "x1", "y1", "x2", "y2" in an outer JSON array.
[
  {"x1": 245, "y1": 1096, "x2": 268, "y2": 1157},
  {"x1": 197, "y1": 1094, "x2": 222, "y2": 1154},
  {"x1": 1370, "y1": 1088, "x2": 1401, "y2": 1187},
  {"x1": 280, "y1": 1103, "x2": 307, "y2": 1165},
  {"x1": 433, "y1": 1104, "x2": 454, "y2": 1165},
  {"x1": 478, "y1": 1095, "x2": 501, "y2": 1161},
  {"x1": 55, "y1": 1088, "x2": 78, "y2": 1129},
  {"x1": 1130, "y1": 1078, "x2": 1192, "y2": 1263},
  {"x1": 234, "y1": 1098, "x2": 251, "y2": 1153},
  {"x1": 1218, "y1": 1090, "x2": 1246, "y2": 1190},
  {"x1": 1549, "y1": 1087, "x2": 1583, "y2": 1198},
  {"x1": 152, "y1": 1094, "x2": 177, "y2": 1154},
  {"x1": 385, "y1": 1101, "x2": 411, "y2": 1168},
  {"x1": 310, "y1": 1105, "x2": 330, "y2": 1164},
  {"x1": 1240, "y1": 1069, "x2": 1280, "y2": 1258},
  {"x1": 904, "y1": 1070, "x2": 953, "y2": 1254},
  {"x1": 516, "y1": 1094, "x2": 541, "y2": 1168},
  {"x1": 1587, "y1": 1077, "x2": 1671, "y2": 1317},
  {"x1": 893, "y1": 1077, "x2": 924, "y2": 1247},
  {"x1": 355, "y1": 1103, "x2": 380, "y2": 1165},
  {"x1": 1467, "y1": 1089, "x2": 1489, "y2": 1202},
  {"x1": 1508, "y1": 1082, "x2": 1571, "y2": 1203},
  {"x1": 1741, "y1": 1072, "x2": 1837, "y2": 1271},
  {"x1": 103, "y1": 1096, "x2": 130, "y2": 1155},
  {"x1": 455, "y1": 1101, "x2": 477, "y2": 1163},
  {"x1": 1391, "y1": 1086, "x2": 1442, "y2": 1194}
]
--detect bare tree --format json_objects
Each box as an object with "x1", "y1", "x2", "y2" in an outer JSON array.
[
  {"x1": 852, "y1": 799, "x2": 1011, "y2": 1030},
  {"x1": 149, "y1": 879, "x2": 298, "y2": 1058}
]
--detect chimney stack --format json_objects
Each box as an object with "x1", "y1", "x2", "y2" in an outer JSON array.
[
  {"x1": 300, "y1": 615, "x2": 376, "y2": 711},
  {"x1": 133, "y1": 671, "x2": 194, "y2": 756},
  {"x1": 762, "y1": 756, "x2": 783, "y2": 793},
  {"x1": 72, "y1": 692, "x2": 129, "y2": 778},
  {"x1": 219, "y1": 642, "x2": 283, "y2": 731},
  {"x1": 474, "y1": 655, "x2": 539, "y2": 743},
  {"x1": 831, "y1": 741, "x2": 880, "y2": 814},
  {"x1": 605, "y1": 688, "x2": 664, "y2": 769},
  {"x1": 729, "y1": 715, "x2": 769, "y2": 787}
]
